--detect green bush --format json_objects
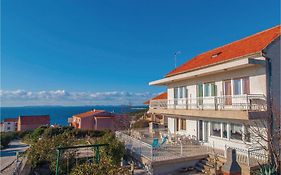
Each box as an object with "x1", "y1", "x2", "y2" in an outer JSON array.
[
  {"x1": 70, "y1": 161, "x2": 129, "y2": 175},
  {"x1": 0, "y1": 132, "x2": 18, "y2": 149},
  {"x1": 28, "y1": 133, "x2": 76, "y2": 174},
  {"x1": 99, "y1": 132, "x2": 126, "y2": 165}
]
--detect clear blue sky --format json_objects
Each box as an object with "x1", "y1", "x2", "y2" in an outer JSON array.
[{"x1": 1, "y1": 0, "x2": 280, "y2": 106}]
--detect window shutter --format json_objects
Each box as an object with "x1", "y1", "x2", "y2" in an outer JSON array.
[{"x1": 211, "y1": 84, "x2": 217, "y2": 96}]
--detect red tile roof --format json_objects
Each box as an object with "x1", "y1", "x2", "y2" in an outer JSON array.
[
  {"x1": 144, "y1": 92, "x2": 168, "y2": 104},
  {"x1": 4, "y1": 118, "x2": 18, "y2": 122},
  {"x1": 74, "y1": 110, "x2": 113, "y2": 118},
  {"x1": 167, "y1": 25, "x2": 281, "y2": 77},
  {"x1": 19, "y1": 115, "x2": 50, "y2": 125}
]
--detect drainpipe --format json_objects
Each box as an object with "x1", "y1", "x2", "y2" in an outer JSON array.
[{"x1": 262, "y1": 52, "x2": 274, "y2": 164}]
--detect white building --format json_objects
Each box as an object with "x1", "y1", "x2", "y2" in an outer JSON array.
[
  {"x1": 0, "y1": 118, "x2": 18, "y2": 132},
  {"x1": 148, "y1": 25, "x2": 280, "y2": 155}
]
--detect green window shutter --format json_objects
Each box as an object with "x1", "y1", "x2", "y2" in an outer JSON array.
[
  {"x1": 211, "y1": 83, "x2": 217, "y2": 96},
  {"x1": 197, "y1": 84, "x2": 203, "y2": 97}
]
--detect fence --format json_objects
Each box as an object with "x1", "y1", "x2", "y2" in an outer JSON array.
[
  {"x1": 116, "y1": 130, "x2": 209, "y2": 162},
  {"x1": 117, "y1": 130, "x2": 268, "y2": 167},
  {"x1": 150, "y1": 94, "x2": 267, "y2": 111}
]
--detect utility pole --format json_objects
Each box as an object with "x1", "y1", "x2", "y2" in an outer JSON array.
[{"x1": 174, "y1": 51, "x2": 181, "y2": 68}]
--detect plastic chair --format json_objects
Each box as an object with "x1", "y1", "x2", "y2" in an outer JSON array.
[{"x1": 152, "y1": 138, "x2": 160, "y2": 148}]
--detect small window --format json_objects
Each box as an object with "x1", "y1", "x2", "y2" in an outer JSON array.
[
  {"x1": 211, "y1": 52, "x2": 222, "y2": 58},
  {"x1": 174, "y1": 87, "x2": 179, "y2": 99},
  {"x1": 211, "y1": 122, "x2": 221, "y2": 137},
  {"x1": 234, "y1": 79, "x2": 242, "y2": 95},
  {"x1": 222, "y1": 123, "x2": 228, "y2": 138},
  {"x1": 204, "y1": 84, "x2": 210, "y2": 97},
  {"x1": 242, "y1": 77, "x2": 250, "y2": 94},
  {"x1": 230, "y1": 124, "x2": 242, "y2": 140}
]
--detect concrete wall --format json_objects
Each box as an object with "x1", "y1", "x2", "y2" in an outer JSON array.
[
  {"x1": 151, "y1": 155, "x2": 206, "y2": 175},
  {"x1": 167, "y1": 117, "x2": 175, "y2": 133}
]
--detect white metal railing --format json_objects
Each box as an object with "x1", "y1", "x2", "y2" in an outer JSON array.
[
  {"x1": 116, "y1": 130, "x2": 209, "y2": 162},
  {"x1": 116, "y1": 130, "x2": 268, "y2": 167},
  {"x1": 150, "y1": 94, "x2": 266, "y2": 111},
  {"x1": 223, "y1": 145, "x2": 268, "y2": 166}
]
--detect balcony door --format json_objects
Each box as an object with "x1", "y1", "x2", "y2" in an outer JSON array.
[
  {"x1": 197, "y1": 83, "x2": 203, "y2": 106},
  {"x1": 224, "y1": 80, "x2": 232, "y2": 105}
]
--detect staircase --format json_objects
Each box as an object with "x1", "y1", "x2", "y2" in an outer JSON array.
[{"x1": 195, "y1": 155, "x2": 224, "y2": 175}]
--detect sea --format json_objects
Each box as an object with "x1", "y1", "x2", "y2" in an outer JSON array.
[{"x1": 0, "y1": 106, "x2": 147, "y2": 126}]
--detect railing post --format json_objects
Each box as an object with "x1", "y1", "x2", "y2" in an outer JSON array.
[
  {"x1": 214, "y1": 96, "x2": 217, "y2": 110},
  {"x1": 246, "y1": 94, "x2": 249, "y2": 110},
  {"x1": 180, "y1": 141, "x2": 183, "y2": 156}
]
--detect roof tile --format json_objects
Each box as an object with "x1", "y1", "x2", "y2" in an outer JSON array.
[{"x1": 167, "y1": 25, "x2": 281, "y2": 77}]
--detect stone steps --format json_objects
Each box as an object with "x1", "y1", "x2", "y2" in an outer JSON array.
[{"x1": 195, "y1": 156, "x2": 224, "y2": 175}]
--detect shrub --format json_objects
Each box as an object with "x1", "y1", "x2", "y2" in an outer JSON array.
[
  {"x1": 98, "y1": 132, "x2": 126, "y2": 165},
  {"x1": 0, "y1": 132, "x2": 18, "y2": 149},
  {"x1": 70, "y1": 160, "x2": 129, "y2": 175}
]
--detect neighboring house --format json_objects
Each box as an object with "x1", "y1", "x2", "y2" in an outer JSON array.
[
  {"x1": 144, "y1": 92, "x2": 168, "y2": 126},
  {"x1": 0, "y1": 118, "x2": 18, "y2": 132},
  {"x1": 17, "y1": 115, "x2": 50, "y2": 131},
  {"x1": 70, "y1": 109, "x2": 129, "y2": 131}
]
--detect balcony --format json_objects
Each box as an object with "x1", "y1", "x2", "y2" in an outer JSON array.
[{"x1": 149, "y1": 94, "x2": 267, "y2": 120}]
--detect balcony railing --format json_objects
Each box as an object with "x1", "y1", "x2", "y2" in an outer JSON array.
[{"x1": 150, "y1": 94, "x2": 266, "y2": 111}]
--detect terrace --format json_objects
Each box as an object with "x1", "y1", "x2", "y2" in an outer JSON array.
[{"x1": 116, "y1": 128, "x2": 268, "y2": 167}]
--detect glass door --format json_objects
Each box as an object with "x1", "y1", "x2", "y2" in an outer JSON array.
[
  {"x1": 198, "y1": 120, "x2": 203, "y2": 141},
  {"x1": 197, "y1": 83, "x2": 203, "y2": 107},
  {"x1": 224, "y1": 80, "x2": 232, "y2": 105}
]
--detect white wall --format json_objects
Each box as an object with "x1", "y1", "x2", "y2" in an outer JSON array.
[
  {"x1": 186, "y1": 119, "x2": 197, "y2": 137},
  {"x1": 1, "y1": 122, "x2": 17, "y2": 132},
  {"x1": 168, "y1": 117, "x2": 175, "y2": 133},
  {"x1": 167, "y1": 65, "x2": 267, "y2": 101}
]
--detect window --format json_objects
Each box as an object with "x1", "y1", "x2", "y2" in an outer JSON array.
[
  {"x1": 222, "y1": 123, "x2": 228, "y2": 138},
  {"x1": 204, "y1": 83, "x2": 210, "y2": 97},
  {"x1": 7, "y1": 127, "x2": 10, "y2": 130},
  {"x1": 242, "y1": 77, "x2": 250, "y2": 94},
  {"x1": 211, "y1": 122, "x2": 221, "y2": 137},
  {"x1": 204, "y1": 83, "x2": 216, "y2": 97},
  {"x1": 174, "y1": 87, "x2": 179, "y2": 98},
  {"x1": 174, "y1": 86, "x2": 187, "y2": 99},
  {"x1": 181, "y1": 119, "x2": 186, "y2": 130},
  {"x1": 233, "y1": 77, "x2": 250, "y2": 95},
  {"x1": 230, "y1": 124, "x2": 242, "y2": 140},
  {"x1": 244, "y1": 125, "x2": 251, "y2": 142},
  {"x1": 234, "y1": 79, "x2": 242, "y2": 95}
]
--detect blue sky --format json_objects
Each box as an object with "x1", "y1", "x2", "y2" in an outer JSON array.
[{"x1": 1, "y1": 0, "x2": 280, "y2": 106}]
